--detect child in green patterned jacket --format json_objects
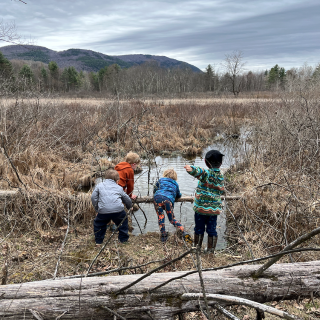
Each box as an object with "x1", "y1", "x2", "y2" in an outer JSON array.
[{"x1": 184, "y1": 150, "x2": 224, "y2": 253}]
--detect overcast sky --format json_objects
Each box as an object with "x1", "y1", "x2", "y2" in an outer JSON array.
[{"x1": 1, "y1": 0, "x2": 320, "y2": 72}]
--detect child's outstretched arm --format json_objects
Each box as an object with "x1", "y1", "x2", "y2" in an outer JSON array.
[{"x1": 184, "y1": 165, "x2": 208, "y2": 181}]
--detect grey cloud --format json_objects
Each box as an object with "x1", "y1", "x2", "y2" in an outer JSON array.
[{"x1": 0, "y1": 0, "x2": 319, "y2": 71}]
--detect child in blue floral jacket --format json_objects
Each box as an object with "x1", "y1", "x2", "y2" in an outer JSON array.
[{"x1": 153, "y1": 169, "x2": 192, "y2": 244}]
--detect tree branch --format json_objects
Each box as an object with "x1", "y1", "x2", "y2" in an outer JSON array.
[{"x1": 181, "y1": 294, "x2": 300, "y2": 320}]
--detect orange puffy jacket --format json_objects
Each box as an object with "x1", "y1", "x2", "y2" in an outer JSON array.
[{"x1": 114, "y1": 162, "x2": 134, "y2": 198}]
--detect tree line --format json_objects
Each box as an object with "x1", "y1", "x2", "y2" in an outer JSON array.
[{"x1": 1, "y1": 50, "x2": 319, "y2": 96}]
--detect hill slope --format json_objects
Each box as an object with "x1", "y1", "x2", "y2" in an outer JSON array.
[{"x1": 0, "y1": 45, "x2": 201, "y2": 72}]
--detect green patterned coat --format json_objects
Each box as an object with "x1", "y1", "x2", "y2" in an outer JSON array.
[{"x1": 187, "y1": 166, "x2": 224, "y2": 216}]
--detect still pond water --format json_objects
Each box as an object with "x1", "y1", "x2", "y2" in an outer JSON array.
[{"x1": 130, "y1": 134, "x2": 249, "y2": 250}]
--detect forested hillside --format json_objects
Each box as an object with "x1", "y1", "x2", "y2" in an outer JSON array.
[{"x1": 0, "y1": 45, "x2": 201, "y2": 72}]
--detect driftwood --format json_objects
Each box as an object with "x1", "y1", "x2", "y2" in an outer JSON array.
[{"x1": 1, "y1": 261, "x2": 319, "y2": 319}]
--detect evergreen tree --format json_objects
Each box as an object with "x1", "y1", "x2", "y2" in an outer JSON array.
[
  {"x1": 41, "y1": 67, "x2": 48, "y2": 88},
  {"x1": 48, "y1": 61, "x2": 59, "y2": 90},
  {"x1": 98, "y1": 66, "x2": 108, "y2": 91},
  {"x1": 205, "y1": 64, "x2": 215, "y2": 91},
  {"x1": 279, "y1": 67, "x2": 286, "y2": 89},
  {"x1": 48, "y1": 61, "x2": 58, "y2": 76},
  {"x1": 88, "y1": 72, "x2": 99, "y2": 91},
  {"x1": 61, "y1": 66, "x2": 80, "y2": 91},
  {"x1": 0, "y1": 51, "x2": 13, "y2": 78},
  {"x1": 19, "y1": 64, "x2": 34, "y2": 82},
  {"x1": 267, "y1": 64, "x2": 286, "y2": 90},
  {"x1": 312, "y1": 64, "x2": 320, "y2": 79}
]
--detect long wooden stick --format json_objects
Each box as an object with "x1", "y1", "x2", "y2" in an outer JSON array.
[
  {"x1": 182, "y1": 293, "x2": 301, "y2": 320},
  {"x1": 254, "y1": 226, "x2": 320, "y2": 277},
  {"x1": 115, "y1": 248, "x2": 195, "y2": 294},
  {"x1": 150, "y1": 247, "x2": 320, "y2": 292}
]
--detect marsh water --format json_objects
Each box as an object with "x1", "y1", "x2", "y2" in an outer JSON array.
[{"x1": 130, "y1": 132, "x2": 249, "y2": 250}]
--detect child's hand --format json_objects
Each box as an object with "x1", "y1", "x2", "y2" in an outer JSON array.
[
  {"x1": 184, "y1": 165, "x2": 192, "y2": 172},
  {"x1": 131, "y1": 194, "x2": 137, "y2": 200}
]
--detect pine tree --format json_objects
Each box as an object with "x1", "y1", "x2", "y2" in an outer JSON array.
[
  {"x1": 61, "y1": 67, "x2": 80, "y2": 91},
  {"x1": 0, "y1": 51, "x2": 13, "y2": 78},
  {"x1": 19, "y1": 64, "x2": 34, "y2": 82},
  {"x1": 267, "y1": 64, "x2": 286, "y2": 90},
  {"x1": 205, "y1": 64, "x2": 215, "y2": 91}
]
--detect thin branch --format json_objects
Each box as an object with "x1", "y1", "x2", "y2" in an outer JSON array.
[
  {"x1": 254, "y1": 226, "x2": 320, "y2": 277},
  {"x1": 226, "y1": 204, "x2": 255, "y2": 259},
  {"x1": 100, "y1": 305, "x2": 126, "y2": 320},
  {"x1": 115, "y1": 248, "x2": 195, "y2": 294},
  {"x1": 86, "y1": 210, "x2": 130, "y2": 275},
  {"x1": 56, "y1": 259, "x2": 166, "y2": 280},
  {"x1": 132, "y1": 210, "x2": 143, "y2": 234},
  {"x1": 212, "y1": 303, "x2": 240, "y2": 320},
  {"x1": 195, "y1": 247, "x2": 212, "y2": 320},
  {"x1": 0, "y1": 220, "x2": 16, "y2": 245},
  {"x1": 181, "y1": 294, "x2": 300, "y2": 320},
  {"x1": 53, "y1": 205, "x2": 70, "y2": 279},
  {"x1": 1, "y1": 133, "x2": 26, "y2": 188},
  {"x1": 150, "y1": 247, "x2": 320, "y2": 292}
]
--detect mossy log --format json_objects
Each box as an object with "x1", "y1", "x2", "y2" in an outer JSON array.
[{"x1": 0, "y1": 261, "x2": 319, "y2": 319}]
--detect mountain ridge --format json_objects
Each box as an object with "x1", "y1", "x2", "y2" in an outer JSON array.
[{"x1": 0, "y1": 45, "x2": 202, "y2": 73}]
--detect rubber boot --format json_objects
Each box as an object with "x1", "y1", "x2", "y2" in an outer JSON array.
[
  {"x1": 194, "y1": 233, "x2": 204, "y2": 248},
  {"x1": 206, "y1": 236, "x2": 218, "y2": 254},
  {"x1": 160, "y1": 232, "x2": 169, "y2": 243},
  {"x1": 182, "y1": 231, "x2": 193, "y2": 244}
]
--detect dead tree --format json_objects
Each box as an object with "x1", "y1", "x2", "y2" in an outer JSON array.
[{"x1": 0, "y1": 260, "x2": 319, "y2": 319}]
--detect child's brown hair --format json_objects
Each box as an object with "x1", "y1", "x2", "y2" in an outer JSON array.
[
  {"x1": 125, "y1": 152, "x2": 140, "y2": 164},
  {"x1": 163, "y1": 168, "x2": 177, "y2": 181},
  {"x1": 105, "y1": 169, "x2": 120, "y2": 182}
]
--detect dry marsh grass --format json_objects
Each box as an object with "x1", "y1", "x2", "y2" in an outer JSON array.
[
  {"x1": 2, "y1": 91, "x2": 320, "y2": 317},
  {"x1": 225, "y1": 87, "x2": 320, "y2": 263}
]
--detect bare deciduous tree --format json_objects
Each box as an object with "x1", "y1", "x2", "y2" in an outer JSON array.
[
  {"x1": 222, "y1": 50, "x2": 246, "y2": 96},
  {"x1": 0, "y1": 20, "x2": 20, "y2": 45}
]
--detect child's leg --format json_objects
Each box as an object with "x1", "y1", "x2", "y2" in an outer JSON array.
[
  {"x1": 194, "y1": 212, "x2": 206, "y2": 235},
  {"x1": 163, "y1": 200, "x2": 184, "y2": 232},
  {"x1": 154, "y1": 196, "x2": 167, "y2": 235},
  {"x1": 94, "y1": 214, "x2": 110, "y2": 244},
  {"x1": 206, "y1": 215, "x2": 218, "y2": 237},
  {"x1": 112, "y1": 210, "x2": 129, "y2": 243}
]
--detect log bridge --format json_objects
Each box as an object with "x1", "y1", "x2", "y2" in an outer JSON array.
[
  {"x1": 0, "y1": 190, "x2": 241, "y2": 203},
  {"x1": 0, "y1": 261, "x2": 318, "y2": 319}
]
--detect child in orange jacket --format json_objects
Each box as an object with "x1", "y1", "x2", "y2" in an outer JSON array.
[{"x1": 114, "y1": 152, "x2": 140, "y2": 200}]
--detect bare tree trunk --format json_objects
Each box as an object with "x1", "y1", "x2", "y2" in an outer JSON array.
[{"x1": 1, "y1": 261, "x2": 319, "y2": 319}]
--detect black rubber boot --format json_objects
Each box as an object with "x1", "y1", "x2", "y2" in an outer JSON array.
[
  {"x1": 206, "y1": 236, "x2": 218, "y2": 253},
  {"x1": 160, "y1": 232, "x2": 169, "y2": 243},
  {"x1": 194, "y1": 233, "x2": 204, "y2": 248}
]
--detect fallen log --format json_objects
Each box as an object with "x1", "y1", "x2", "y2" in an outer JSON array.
[
  {"x1": 0, "y1": 261, "x2": 319, "y2": 319},
  {"x1": 0, "y1": 190, "x2": 241, "y2": 202},
  {"x1": 135, "y1": 195, "x2": 241, "y2": 203}
]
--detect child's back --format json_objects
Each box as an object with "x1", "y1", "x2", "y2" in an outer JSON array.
[
  {"x1": 91, "y1": 169, "x2": 132, "y2": 245},
  {"x1": 153, "y1": 169, "x2": 192, "y2": 244},
  {"x1": 114, "y1": 152, "x2": 140, "y2": 200},
  {"x1": 154, "y1": 177, "x2": 181, "y2": 205},
  {"x1": 191, "y1": 166, "x2": 224, "y2": 215}
]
